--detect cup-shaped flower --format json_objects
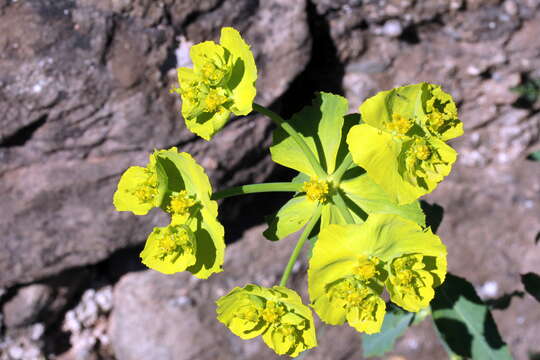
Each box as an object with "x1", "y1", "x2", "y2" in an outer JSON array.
[
  {"x1": 308, "y1": 214, "x2": 446, "y2": 333},
  {"x1": 264, "y1": 92, "x2": 425, "y2": 241},
  {"x1": 113, "y1": 150, "x2": 168, "y2": 215},
  {"x1": 140, "y1": 223, "x2": 197, "y2": 274},
  {"x1": 346, "y1": 83, "x2": 463, "y2": 205},
  {"x1": 216, "y1": 284, "x2": 317, "y2": 357},
  {"x1": 172, "y1": 27, "x2": 257, "y2": 140},
  {"x1": 139, "y1": 147, "x2": 225, "y2": 279}
]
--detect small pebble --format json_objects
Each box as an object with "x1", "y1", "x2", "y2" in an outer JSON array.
[
  {"x1": 478, "y1": 281, "x2": 498, "y2": 298},
  {"x1": 30, "y1": 323, "x2": 45, "y2": 341},
  {"x1": 382, "y1": 19, "x2": 403, "y2": 37},
  {"x1": 503, "y1": 0, "x2": 518, "y2": 16},
  {"x1": 95, "y1": 286, "x2": 113, "y2": 313},
  {"x1": 8, "y1": 345, "x2": 24, "y2": 359}
]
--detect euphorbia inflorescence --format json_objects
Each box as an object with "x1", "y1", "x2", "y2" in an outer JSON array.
[
  {"x1": 170, "y1": 27, "x2": 257, "y2": 140},
  {"x1": 216, "y1": 284, "x2": 317, "y2": 356},
  {"x1": 112, "y1": 27, "x2": 463, "y2": 357}
]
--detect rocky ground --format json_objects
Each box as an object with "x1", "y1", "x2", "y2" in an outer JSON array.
[{"x1": 1, "y1": 0, "x2": 539, "y2": 359}]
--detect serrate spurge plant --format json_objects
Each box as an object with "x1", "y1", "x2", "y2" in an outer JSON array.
[{"x1": 113, "y1": 27, "x2": 512, "y2": 358}]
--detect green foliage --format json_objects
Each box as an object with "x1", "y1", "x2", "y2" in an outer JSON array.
[
  {"x1": 511, "y1": 76, "x2": 540, "y2": 105},
  {"x1": 431, "y1": 274, "x2": 513, "y2": 359},
  {"x1": 527, "y1": 150, "x2": 540, "y2": 162},
  {"x1": 264, "y1": 92, "x2": 425, "y2": 242}
]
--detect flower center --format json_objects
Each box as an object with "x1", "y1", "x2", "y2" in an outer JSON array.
[
  {"x1": 390, "y1": 254, "x2": 427, "y2": 296},
  {"x1": 277, "y1": 324, "x2": 295, "y2": 337},
  {"x1": 154, "y1": 226, "x2": 195, "y2": 260},
  {"x1": 182, "y1": 84, "x2": 200, "y2": 102},
  {"x1": 201, "y1": 62, "x2": 226, "y2": 84},
  {"x1": 352, "y1": 255, "x2": 381, "y2": 281},
  {"x1": 425, "y1": 85, "x2": 460, "y2": 136},
  {"x1": 356, "y1": 294, "x2": 380, "y2": 320},
  {"x1": 133, "y1": 168, "x2": 158, "y2": 204},
  {"x1": 167, "y1": 190, "x2": 196, "y2": 216},
  {"x1": 204, "y1": 89, "x2": 228, "y2": 113},
  {"x1": 261, "y1": 301, "x2": 285, "y2": 323},
  {"x1": 427, "y1": 112, "x2": 444, "y2": 131},
  {"x1": 302, "y1": 179, "x2": 330, "y2": 203},
  {"x1": 413, "y1": 142, "x2": 431, "y2": 160},
  {"x1": 386, "y1": 114, "x2": 412, "y2": 136}
]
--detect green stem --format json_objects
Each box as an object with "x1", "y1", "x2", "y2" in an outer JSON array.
[
  {"x1": 253, "y1": 103, "x2": 326, "y2": 179},
  {"x1": 279, "y1": 206, "x2": 322, "y2": 287},
  {"x1": 332, "y1": 153, "x2": 353, "y2": 184},
  {"x1": 332, "y1": 192, "x2": 355, "y2": 224},
  {"x1": 211, "y1": 182, "x2": 302, "y2": 200}
]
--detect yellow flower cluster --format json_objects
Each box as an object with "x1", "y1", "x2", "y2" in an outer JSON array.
[
  {"x1": 113, "y1": 148, "x2": 225, "y2": 278},
  {"x1": 347, "y1": 83, "x2": 463, "y2": 204},
  {"x1": 172, "y1": 27, "x2": 257, "y2": 140},
  {"x1": 309, "y1": 214, "x2": 446, "y2": 334},
  {"x1": 302, "y1": 178, "x2": 330, "y2": 203},
  {"x1": 216, "y1": 285, "x2": 317, "y2": 357}
]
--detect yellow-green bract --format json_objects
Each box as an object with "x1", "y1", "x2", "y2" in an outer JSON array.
[
  {"x1": 308, "y1": 214, "x2": 446, "y2": 334},
  {"x1": 347, "y1": 83, "x2": 463, "y2": 205},
  {"x1": 264, "y1": 92, "x2": 425, "y2": 241},
  {"x1": 173, "y1": 27, "x2": 257, "y2": 140},
  {"x1": 113, "y1": 150, "x2": 168, "y2": 215},
  {"x1": 113, "y1": 147, "x2": 225, "y2": 278},
  {"x1": 216, "y1": 284, "x2": 317, "y2": 357}
]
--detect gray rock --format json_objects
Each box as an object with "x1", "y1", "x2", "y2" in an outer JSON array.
[
  {"x1": 2, "y1": 268, "x2": 90, "y2": 330},
  {"x1": 2, "y1": 284, "x2": 52, "y2": 328},
  {"x1": 0, "y1": 0, "x2": 310, "y2": 288},
  {"x1": 382, "y1": 19, "x2": 403, "y2": 37}
]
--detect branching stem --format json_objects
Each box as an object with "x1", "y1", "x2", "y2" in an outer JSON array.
[{"x1": 211, "y1": 182, "x2": 302, "y2": 200}]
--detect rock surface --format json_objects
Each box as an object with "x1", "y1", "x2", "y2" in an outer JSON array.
[
  {"x1": 0, "y1": 0, "x2": 310, "y2": 288},
  {"x1": 1, "y1": 0, "x2": 540, "y2": 359}
]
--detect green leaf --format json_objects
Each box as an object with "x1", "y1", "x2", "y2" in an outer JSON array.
[
  {"x1": 527, "y1": 151, "x2": 540, "y2": 162},
  {"x1": 431, "y1": 273, "x2": 513, "y2": 359},
  {"x1": 291, "y1": 172, "x2": 310, "y2": 190},
  {"x1": 362, "y1": 307, "x2": 414, "y2": 357},
  {"x1": 270, "y1": 92, "x2": 348, "y2": 177},
  {"x1": 263, "y1": 195, "x2": 317, "y2": 241},
  {"x1": 340, "y1": 169, "x2": 426, "y2": 226},
  {"x1": 521, "y1": 272, "x2": 540, "y2": 302}
]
